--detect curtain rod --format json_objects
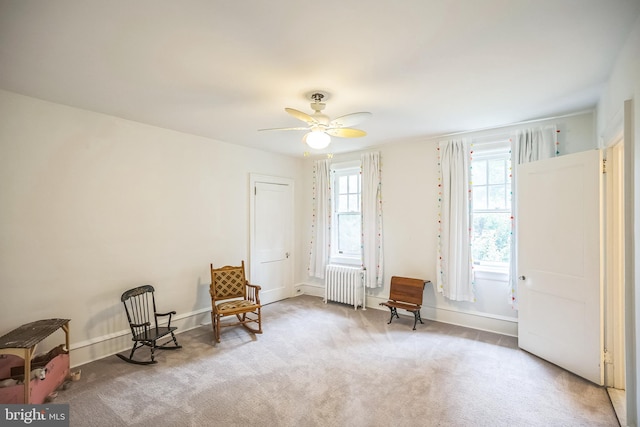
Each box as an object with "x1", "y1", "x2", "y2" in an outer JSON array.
[{"x1": 432, "y1": 109, "x2": 593, "y2": 141}]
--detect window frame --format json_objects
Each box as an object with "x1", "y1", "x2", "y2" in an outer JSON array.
[
  {"x1": 330, "y1": 161, "x2": 362, "y2": 265},
  {"x1": 471, "y1": 142, "x2": 512, "y2": 275}
]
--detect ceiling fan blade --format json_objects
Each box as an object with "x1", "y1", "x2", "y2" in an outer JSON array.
[
  {"x1": 285, "y1": 108, "x2": 317, "y2": 124},
  {"x1": 329, "y1": 112, "x2": 372, "y2": 128},
  {"x1": 327, "y1": 128, "x2": 367, "y2": 138},
  {"x1": 258, "y1": 126, "x2": 309, "y2": 132}
]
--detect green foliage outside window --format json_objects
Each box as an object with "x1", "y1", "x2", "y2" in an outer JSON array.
[
  {"x1": 472, "y1": 212, "x2": 511, "y2": 264},
  {"x1": 471, "y1": 146, "x2": 512, "y2": 268}
]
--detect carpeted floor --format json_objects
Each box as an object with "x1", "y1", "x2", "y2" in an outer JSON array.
[{"x1": 56, "y1": 295, "x2": 619, "y2": 426}]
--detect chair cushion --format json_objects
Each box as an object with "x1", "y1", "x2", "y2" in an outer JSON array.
[{"x1": 216, "y1": 299, "x2": 259, "y2": 314}]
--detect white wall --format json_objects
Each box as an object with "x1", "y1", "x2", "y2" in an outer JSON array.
[
  {"x1": 298, "y1": 111, "x2": 596, "y2": 336},
  {"x1": 0, "y1": 84, "x2": 612, "y2": 376},
  {"x1": 0, "y1": 90, "x2": 305, "y2": 366},
  {"x1": 597, "y1": 14, "x2": 640, "y2": 427},
  {"x1": 0, "y1": 87, "x2": 598, "y2": 368}
]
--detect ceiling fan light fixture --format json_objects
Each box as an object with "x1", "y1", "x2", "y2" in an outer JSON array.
[
  {"x1": 258, "y1": 91, "x2": 371, "y2": 153},
  {"x1": 305, "y1": 130, "x2": 331, "y2": 149}
]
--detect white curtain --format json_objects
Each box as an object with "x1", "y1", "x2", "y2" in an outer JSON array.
[
  {"x1": 437, "y1": 140, "x2": 474, "y2": 301},
  {"x1": 510, "y1": 125, "x2": 558, "y2": 307},
  {"x1": 514, "y1": 126, "x2": 558, "y2": 163},
  {"x1": 361, "y1": 152, "x2": 384, "y2": 288},
  {"x1": 308, "y1": 159, "x2": 332, "y2": 279}
]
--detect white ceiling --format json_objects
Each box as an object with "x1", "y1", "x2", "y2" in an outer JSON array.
[{"x1": 1, "y1": 0, "x2": 639, "y2": 157}]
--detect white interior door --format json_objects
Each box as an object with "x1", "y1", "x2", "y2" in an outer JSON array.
[
  {"x1": 250, "y1": 175, "x2": 293, "y2": 305},
  {"x1": 517, "y1": 149, "x2": 603, "y2": 385}
]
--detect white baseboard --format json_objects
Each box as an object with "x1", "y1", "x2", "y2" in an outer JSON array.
[
  {"x1": 71, "y1": 287, "x2": 517, "y2": 367},
  {"x1": 69, "y1": 308, "x2": 212, "y2": 368},
  {"x1": 294, "y1": 282, "x2": 324, "y2": 298},
  {"x1": 297, "y1": 284, "x2": 518, "y2": 337}
]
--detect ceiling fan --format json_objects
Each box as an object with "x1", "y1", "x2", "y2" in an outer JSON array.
[{"x1": 259, "y1": 92, "x2": 372, "y2": 150}]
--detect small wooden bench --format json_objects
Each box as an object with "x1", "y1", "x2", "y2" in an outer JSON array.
[{"x1": 379, "y1": 276, "x2": 430, "y2": 330}]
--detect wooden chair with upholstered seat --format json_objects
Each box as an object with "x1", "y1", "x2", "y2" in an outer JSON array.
[{"x1": 210, "y1": 261, "x2": 262, "y2": 343}]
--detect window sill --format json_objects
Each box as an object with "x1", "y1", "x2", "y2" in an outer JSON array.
[
  {"x1": 473, "y1": 266, "x2": 509, "y2": 282},
  {"x1": 329, "y1": 256, "x2": 362, "y2": 267}
]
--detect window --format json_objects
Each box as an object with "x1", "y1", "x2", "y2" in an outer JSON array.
[
  {"x1": 471, "y1": 143, "x2": 511, "y2": 272},
  {"x1": 331, "y1": 164, "x2": 361, "y2": 263}
]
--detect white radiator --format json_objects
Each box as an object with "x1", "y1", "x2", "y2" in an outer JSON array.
[{"x1": 324, "y1": 265, "x2": 365, "y2": 310}]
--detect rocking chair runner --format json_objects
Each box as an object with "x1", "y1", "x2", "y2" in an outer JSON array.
[
  {"x1": 210, "y1": 261, "x2": 262, "y2": 342},
  {"x1": 117, "y1": 285, "x2": 181, "y2": 364}
]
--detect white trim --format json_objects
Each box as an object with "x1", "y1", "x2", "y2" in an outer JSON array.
[
  {"x1": 295, "y1": 285, "x2": 518, "y2": 337},
  {"x1": 249, "y1": 173, "x2": 295, "y2": 301},
  {"x1": 367, "y1": 294, "x2": 518, "y2": 337},
  {"x1": 474, "y1": 268, "x2": 509, "y2": 282},
  {"x1": 68, "y1": 308, "x2": 212, "y2": 367},
  {"x1": 436, "y1": 109, "x2": 593, "y2": 140},
  {"x1": 420, "y1": 303, "x2": 518, "y2": 324},
  {"x1": 471, "y1": 139, "x2": 512, "y2": 157},
  {"x1": 71, "y1": 290, "x2": 519, "y2": 367},
  {"x1": 331, "y1": 164, "x2": 363, "y2": 261},
  {"x1": 622, "y1": 99, "x2": 636, "y2": 423},
  {"x1": 604, "y1": 142, "x2": 625, "y2": 389},
  {"x1": 329, "y1": 256, "x2": 361, "y2": 266},
  {"x1": 295, "y1": 281, "x2": 324, "y2": 298},
  {"x1": 601, "y1": 106, "x2": 624, "y2": 149},
  {"x1": 330, "y1": 160, "x2": 361, "y2": 171},
  {"x1": 70, "y1": 307, "x2": 211, "y2": 350}
]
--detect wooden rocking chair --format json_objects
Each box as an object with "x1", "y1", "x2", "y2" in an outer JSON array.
[
  {"x1": 117, "y1": 285, "x2": 181, "y2": 364},
  {"x1": 210, "y1": 261, "x2": 262, "y2": 343}
]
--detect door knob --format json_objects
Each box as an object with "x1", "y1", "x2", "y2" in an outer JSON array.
[{"x1": 519, "y1": 276, "x2": 526, "y2": 280}]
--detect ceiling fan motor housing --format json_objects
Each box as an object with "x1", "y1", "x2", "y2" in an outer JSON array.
[{"x1": 308, "y1": 92, "x2": 329, "y2": 112}]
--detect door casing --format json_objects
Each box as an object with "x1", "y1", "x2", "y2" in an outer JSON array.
[{"x1": 249, "y1": 174, "x2": 294, "y2": 305}]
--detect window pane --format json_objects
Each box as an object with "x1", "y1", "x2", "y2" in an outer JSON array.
[
  {"x1": 472, "y1": 212, "x2": 511, "y2": 264},
  {"x1": 488, "y1": 185, "x2": 506, "y2": 209},
  {"x1": 337, "y1": 213, "x2": 361, "y2": 254},
  {"x1": 338, "y1": 195, "x2": 348, "y2": 212},
  {"x1": 348, "y1": 195, "x2": 359, "y2": 212},
  {"x1": 472, "y1": 160, "x2": 487, "y2": 185},
  {"x1": 349, "y1": 174, "x2": 359, "y2": 193},
  {"x1": 473, "y1": 186, "x2": 487, "y2": 210},
  {"x1": 338, "y1": 175, "x2": 348, "y2": 194},
  {"x1": 488, "y1": 159, "x2": 505, "y2": 184}
]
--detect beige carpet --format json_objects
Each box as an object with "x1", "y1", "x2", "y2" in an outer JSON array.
[{"x1": 57, "y1": 295, "x2": 618, "y2": 426}]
